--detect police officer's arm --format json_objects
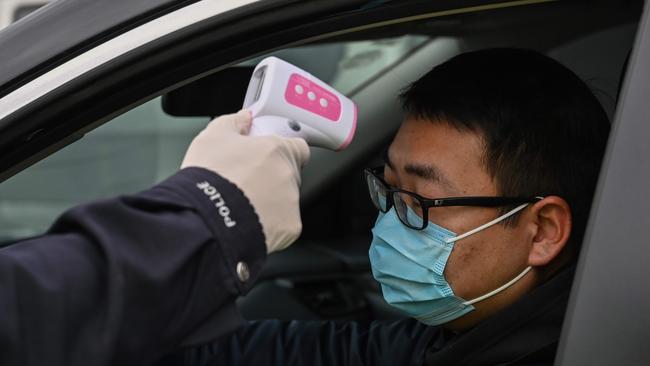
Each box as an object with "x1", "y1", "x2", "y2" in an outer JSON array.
[{"x1": 0, "y1": 111, "x2": 309, "y2": 366}]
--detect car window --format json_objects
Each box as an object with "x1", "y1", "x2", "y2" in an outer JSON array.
[
  {"x1": 245, "y1": 35, "x2": 428, "y2": 95},
  {"x1": 0, "y1": 101, "x2": 209, "y2": 241},
  {"x1": 0, "y1": 35, "x2": 428, "y2": 241}
]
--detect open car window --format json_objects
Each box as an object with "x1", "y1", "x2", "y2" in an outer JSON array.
[
  {"x1": 0, "y1": 35, "x2": 429, "y2": 241},
  {"x1": 0, "y1": 1, "x2": 638, "y2": 243}
]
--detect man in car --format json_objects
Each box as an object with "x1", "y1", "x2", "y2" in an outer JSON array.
[{"x1": 172, "y1": 48, "x2": 610, "y2": 366}]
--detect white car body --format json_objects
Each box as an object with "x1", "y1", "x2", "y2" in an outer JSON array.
[{"x1": 0, "y1": 0, "x2": 48, "y2": 29}]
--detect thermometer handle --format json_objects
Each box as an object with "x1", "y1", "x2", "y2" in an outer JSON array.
[{"x1": 249, "y1": 115, "x2": 305, "y2": 140}]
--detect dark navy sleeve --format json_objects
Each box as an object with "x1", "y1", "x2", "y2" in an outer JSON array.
[
  {"x1": 175, "y1": 318, "x2": 441, "y2": 366},
  {"x1": 0, "y1": 167, "x2": 267, "y2": 366}
]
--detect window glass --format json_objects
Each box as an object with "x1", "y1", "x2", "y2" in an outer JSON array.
[
  {"x1": 244, "y1": 36, "x2": 428, "y2": 94},
  {"x1": 0, "y1": 100, "x2": 208, "y2": 241},
  {"x1": 0, "y1": 35, "x2": 429, "y2": 241}
]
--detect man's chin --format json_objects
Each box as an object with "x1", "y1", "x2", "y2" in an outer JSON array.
[{"x1": 441, "y1": 308, "x2": 485, "y2": 333}]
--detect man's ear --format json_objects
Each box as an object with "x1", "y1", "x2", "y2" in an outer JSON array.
[{"x1": 527, "y1": 196, "x2": 572, "y2": 266}]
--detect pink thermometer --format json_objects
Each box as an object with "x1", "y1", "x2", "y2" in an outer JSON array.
[{"x1": 243, "y1": 57, "x2": 358, "y2": 151}]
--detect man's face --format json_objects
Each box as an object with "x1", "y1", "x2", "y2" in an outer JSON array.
[{"x1": 384, "y1": 117, "x2": 535, "y2": 327}]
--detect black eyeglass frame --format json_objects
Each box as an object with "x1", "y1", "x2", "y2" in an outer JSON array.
[{"x1": 364, "y1": 166, "x2": 543, "y2": 230}]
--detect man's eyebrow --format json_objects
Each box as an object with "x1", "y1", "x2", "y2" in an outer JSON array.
[
  {"x1": 404, "y1": 162, "x2": 458, "y2": 192},
  {"x1": 382, "y1": 148, "x2": 457, "y2": 192}
]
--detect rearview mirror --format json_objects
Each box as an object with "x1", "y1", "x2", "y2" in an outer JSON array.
[{"x1": 162, "y1": 66, "x2": 254, "y2": 118}]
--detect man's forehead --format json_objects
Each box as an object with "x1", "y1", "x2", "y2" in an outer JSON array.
[
  {"x1": 386, "y1": 118, "x2": 491, "y2": 195},
  {"x1": 393, "y1": 116, "x2": 486, "y2": 159}
]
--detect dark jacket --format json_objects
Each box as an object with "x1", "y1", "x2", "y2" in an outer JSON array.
[
  {"x1": 0, "y1": 168, "x2": 267, "y2": 366},
  {"x1": 0, "y1": 165, "x2": 574, "y2": 366},
  {"x1": 172, "y1": 264, "x2": 574, "y2": 366}
]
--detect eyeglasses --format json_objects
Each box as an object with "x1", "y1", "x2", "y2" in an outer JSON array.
[{"x1": 364, "y1": 166, "x2": 541, "y2": 230}]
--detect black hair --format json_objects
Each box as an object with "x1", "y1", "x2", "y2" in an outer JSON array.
[{"x1": 399, "y1": 48, "x2": 610, "y2": 253}]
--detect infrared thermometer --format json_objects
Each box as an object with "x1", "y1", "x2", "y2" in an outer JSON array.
[{"x1": 243, "y1": 57, "x2": 358, "y2": 151}]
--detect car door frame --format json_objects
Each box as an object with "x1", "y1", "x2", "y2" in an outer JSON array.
[{"x1": 556, "y1": 1, "x2": 650, "y2": 364}]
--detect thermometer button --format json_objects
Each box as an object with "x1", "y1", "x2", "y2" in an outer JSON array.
[{"x1": 285, "y1": 73, "x2": 341, "y2": 122}]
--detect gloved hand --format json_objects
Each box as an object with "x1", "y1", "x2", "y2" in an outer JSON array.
[{"x1": 181, "y1": 110, "x2": 310, "y2": 253}]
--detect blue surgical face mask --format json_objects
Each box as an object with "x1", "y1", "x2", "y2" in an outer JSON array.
[{"x1": 369, "y1": 201, "x2": 532, "y2": 326}]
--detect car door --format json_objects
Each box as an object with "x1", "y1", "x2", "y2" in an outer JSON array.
[
  {"x1": 0, "y1": 1, "x2": 647, "y2": 364},
  {"x1": 556, "y1": 1, "x2": 650, "y2": 365}
]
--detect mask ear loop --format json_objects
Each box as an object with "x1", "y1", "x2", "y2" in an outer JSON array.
[
  {"x1": 463, "y1": 266, "x2": 532, "y2": 305},
  {"x1": 440, "y1": 197, "x2": 544, "y2": 305},
  {"x1": 446, "y1": 196, "x2": 544, "y2": 305},
  {"x1": 444, "y1": 203, "x2": 531, "y2": 244}
]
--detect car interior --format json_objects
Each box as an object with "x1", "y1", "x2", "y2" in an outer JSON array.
[{"x1": 0, "y1": 0, "x2": 642, "y2": 325}]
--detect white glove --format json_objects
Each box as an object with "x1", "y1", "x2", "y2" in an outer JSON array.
[{"x1": 181, "y1": 110, "x2": 310, "y2": 253}]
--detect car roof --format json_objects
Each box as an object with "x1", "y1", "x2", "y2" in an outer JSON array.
[{"x1": 0, "y1": 0, "x2": 202, "y2": 98}]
